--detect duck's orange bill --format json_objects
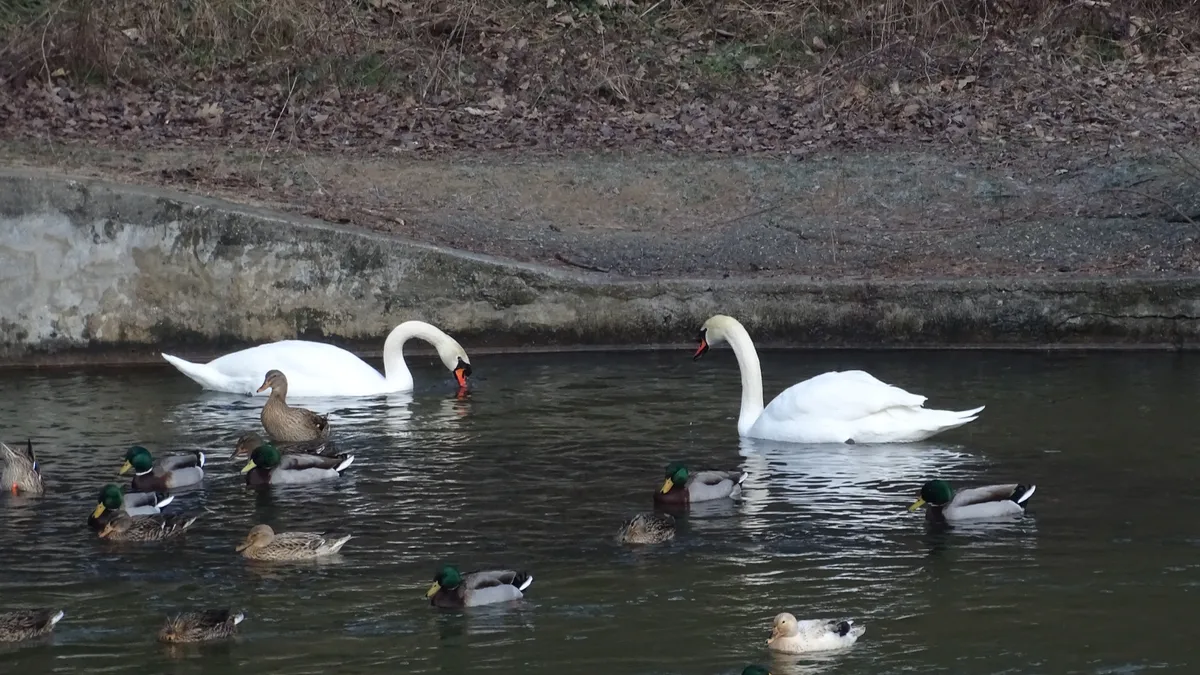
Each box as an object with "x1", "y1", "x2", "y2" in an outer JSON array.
[{"x1": 660, "y1": 478, "x2": 674, "y2": 494}]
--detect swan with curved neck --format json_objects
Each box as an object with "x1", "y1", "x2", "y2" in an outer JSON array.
[
  {"x1": 162, "y1": 320, "x2": 471, "y2": 398},
  {"x1": 693, "y1": 315, "x2": 983, "y2": 444}
]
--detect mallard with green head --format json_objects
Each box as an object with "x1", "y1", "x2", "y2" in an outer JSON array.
[
  {"x1": 257, "y1": 370, "x2": 331, "y2": 443},
  {"x1": 0, "y1": 609, "x2": 64, "y2": 642},
  {"x1": 908, "y1": 479, "x2": 1037, "y2": 523},
  {"x1": 767, "y1": 612, "x2": 866, "y2": 653},
  {"x1": 653, "y1": 462, "x2": 746, "y2": 505},
  {"x1": 158, "y1": 609, "x2": 245, "y2": 643},
  {"x1": 98, "y1": 512, "x2": 199, "y2": 542},
  {"x1": 616, "y1": 512, "x2": 676, "y2": 544},
  {"x1": 230, "y1": 431, "x2": 338, "y2": 462},
  {"x1": 426, "y1": 564, "x2": 533, "y2": 608},
  {"x1": 2, "y1": 439, "x2": 43, "y2": 495},
  {"x1": 119, "y1": 445, "x2": 205, "y2": 492},
  {"x1": 240, "y1": 443, "x2": 354, "y2": 486},
  {"x1": 88, "y1": 483, "x2": 175, "y2": 531},
  {"x1": 235, "y1": 524, "x2": 353, "y2": 561}
]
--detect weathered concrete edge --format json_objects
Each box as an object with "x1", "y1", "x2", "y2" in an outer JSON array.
[{"x1": 2, "y1": 166, "x2": 1200, "y2": 367}]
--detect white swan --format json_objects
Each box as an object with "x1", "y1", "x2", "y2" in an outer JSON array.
[
  {"x1": 693, "y1": 315, "x2": 983, "y2": 444},
  {"x1": 161, "y1": 320, "x2": 471, "y2": 398}
]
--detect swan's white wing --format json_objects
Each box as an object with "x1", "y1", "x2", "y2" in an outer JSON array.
[
  {"x1": 761, "y1": 370, "x2": 927, "y2": 423},
  {"x1": 205, "y1": 341, "x2": 386, "y2": 396}
]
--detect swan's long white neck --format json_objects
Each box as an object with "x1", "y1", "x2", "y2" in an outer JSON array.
[
  {"x1": 716, "y1": 320, "x2": 764, "y2": 435},
  {"x1": 381, "y1": 321, "x2": 451, "y2": 386}
]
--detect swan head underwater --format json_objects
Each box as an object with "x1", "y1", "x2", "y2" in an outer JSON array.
[
  {"x1": 692, "y1": 314, "x2": 742, "y2": 361},
  {"x1": 437, "y1": 344, "x2": 472, "y2": 389}
]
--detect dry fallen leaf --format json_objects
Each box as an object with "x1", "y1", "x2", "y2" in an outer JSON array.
[
  {"x1": 197, "y1": 102, "x2": 223, "y2": 125},
  {"x1": 811, "y1": 36, "x2": 827, "y2": 52}
]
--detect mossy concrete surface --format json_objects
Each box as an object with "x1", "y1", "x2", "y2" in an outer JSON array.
[{"x1": 2, "y1": 167, "x2": 1199, "y2": 366}]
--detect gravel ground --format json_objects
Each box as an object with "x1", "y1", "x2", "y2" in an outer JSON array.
[{"x1": 3, "y1": 140, "x2": 1198, "y2": 281}]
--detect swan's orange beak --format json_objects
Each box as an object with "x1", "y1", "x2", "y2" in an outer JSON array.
[
  {"x1": 454, "y1": 366, "x2": 469, "y2": 388},
  {"x1": 692, "y1": 339, "x2": 709, "y2": 361}
]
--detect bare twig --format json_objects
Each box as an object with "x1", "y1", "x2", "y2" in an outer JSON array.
[
  {"x1": 554, "y1": 252, "x2": 610, "y2": 273},
  {"x1": 258, "y1": 71, "x2": 300, "y2": 177},
  {"x1": 1106, "y1": 187, "x2": 1196, "y2": 227}
]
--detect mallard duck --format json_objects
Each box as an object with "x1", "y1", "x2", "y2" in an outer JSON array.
[
  {"x1": 742, "y1": 667, "x2": 771, "y2": 675},
  {"x1": 229, "y1": 431, "x2": 338, "y2": 462},
  {"x1": 235, "y1": 524, "x2": 352, "y2": 560},
  {"x1": 907, "y1": 479, "x2": 1037, "y2": 522},
  {"x1": 426, "y1": 565, "x2": 533, "y2": 608},
  {"x1": 240, "y1": 443, "x2": 354, "y2": 486},
  {"x1": 257, "y1": 370, "x2": 331, "y2": 443},
  {"x1": 88, "y1": 483, "x2": 175, "y2": 531},
  {"x1": 119, "y1": 445, "x2": 205, "y2": 492},
  {"x1": 653, "y1": 462, "x2": 746, "y2": 505},
  {"x1": 767, "y1": 612, "x2": 865, "y2": 653},
  {"x1": 0, "y1": 609, "x2": 64, "y2": 642},
  {"x1": 616, "y1": 512, "x2": 676, "y2": 544},
  {"x1": 157, "y1": 609, "x2": 245, "y2": 643},
  {"x1": 98, "y1": 512, "x2": 199, "y2": 542},
  {"x1": 2, "y1": 439, "x2": 43, "y2": 495}
]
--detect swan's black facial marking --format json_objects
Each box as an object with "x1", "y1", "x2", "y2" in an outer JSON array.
[
  {"x1": 692, "y1": 328, "x2": 709, "y2": 361},
  {"x1": 453, "y1": 357, "x2": 472, "y2": 388}
]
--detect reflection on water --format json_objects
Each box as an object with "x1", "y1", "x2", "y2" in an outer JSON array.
[{"x1": 1, "y1": 350, "x2": 1199, "y2": 674}]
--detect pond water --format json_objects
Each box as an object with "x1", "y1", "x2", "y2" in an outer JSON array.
[{"x1": 0, "y1": 349, "x2": 1197, "y2": 675}]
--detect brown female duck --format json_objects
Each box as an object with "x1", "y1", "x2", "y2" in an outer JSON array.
[
  {"x1": 158, "y1": 609, "x2": 245, "y2": 643},
  {"x1": 2, "y1": 439, "x2": 43, "y2": 495},
  {"x1": 0, "y1": 609, "x2": 64, "y2": 642},
  {"x1": 235, "y1": 524, "x2": 353, "y2": 561},
  {"x1": 98, "y1": 512, "x2": 199, "y2": 542},
  {"x1": 257, "y1": 370, "x2": 331, "y2": 443}
]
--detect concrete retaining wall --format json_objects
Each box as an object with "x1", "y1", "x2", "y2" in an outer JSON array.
[{"x1": 2, "y1": 168, "x2": 1199, "y2": 365}]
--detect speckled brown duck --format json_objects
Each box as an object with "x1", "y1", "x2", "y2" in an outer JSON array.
[
  {"x1": 256, "y1": 370, "x2": 331, "y2": 443},
  {"x1": 158, "y1": 609, "x2": 245, "y2": 643}
]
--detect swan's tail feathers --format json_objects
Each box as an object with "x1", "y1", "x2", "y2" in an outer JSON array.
[
  {"x1": 162, "y1": 354, "x2": 240, "y2": 393},
  {"x1": 952, "y1": 405, "x2": 986, "y2": 421},
  {"x1": 923, "y1": 404, "x2": 985, "y2": 433},
  {"x1": 1012, "y1": 484, "x2": 1036, "y2": 505}
]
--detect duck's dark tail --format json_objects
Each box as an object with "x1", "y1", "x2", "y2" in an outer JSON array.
[
  {"x1": 512, "y1": 571, "x2": 534, "y2": 592},
  {"x1": 1011, "y1": 484, "x2": 1037, "y2": 505}
]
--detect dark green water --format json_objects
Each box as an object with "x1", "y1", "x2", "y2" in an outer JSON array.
[{"x1": 1, "y1": 350, "x2": 1197, "y2": 674}]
